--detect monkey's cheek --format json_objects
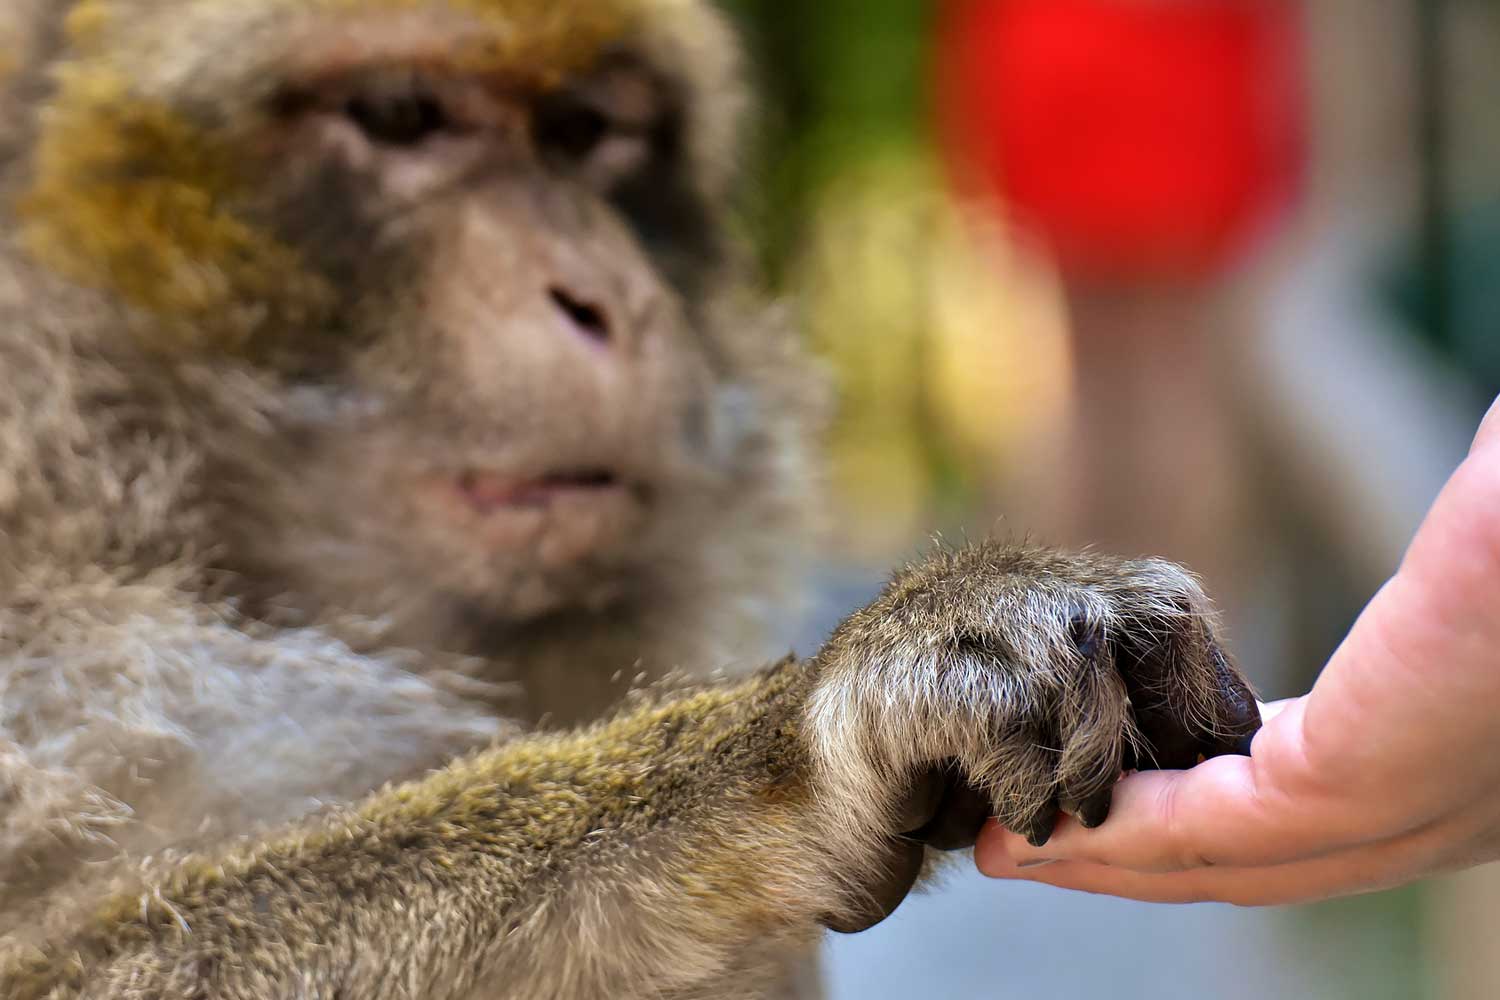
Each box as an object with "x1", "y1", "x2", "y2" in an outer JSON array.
[{"x1": 821, "y1": 838, "x2": 925, "y2": 935}]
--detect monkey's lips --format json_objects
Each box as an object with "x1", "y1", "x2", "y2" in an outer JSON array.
[
  {"x1": 414, "y1": 467, "x2": 654, "y2": 569},
  {"x1": 454, "y1": 468, "x2": 629, "y2": 513},
  {"x1": 424, "y1": 467, "x2": 649, "y2": 564}
]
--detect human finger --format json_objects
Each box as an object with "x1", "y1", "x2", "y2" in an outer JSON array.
[{"x1": 978, "y1": 821, "x2": 1453, "y2": 906}]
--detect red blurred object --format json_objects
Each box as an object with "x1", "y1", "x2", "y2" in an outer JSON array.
[{"x1": 937, "y1": 0, "x2": 1306, "y2": 280}]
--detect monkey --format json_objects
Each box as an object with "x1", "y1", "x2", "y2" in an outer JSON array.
[{"x1": 0, "y1": 1, "x2": 1263, "y2": 997}]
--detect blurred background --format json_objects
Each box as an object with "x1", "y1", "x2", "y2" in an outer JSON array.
[{"x1": 714, "y1": 0, "x2": 1500, "y2": 997}]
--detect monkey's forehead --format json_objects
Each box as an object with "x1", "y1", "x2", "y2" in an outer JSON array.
[{"x1": 64, "y1": 0, "x2": 705, "y2": 95}]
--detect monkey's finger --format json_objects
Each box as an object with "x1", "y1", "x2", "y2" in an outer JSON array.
[
  {"x1": 892, "y1": 764, "x2": 949, "y2": 834},
  {"x1": 1075, "y1": 786, "x2": 1112, "y2": 830},
  {"x1": 1113, "y1": 632, "x2": 1206, "y2": 772},
  {"x1": 1137, "y1": 643, "x2": 1258, "y2": 765},
  {"x1": 1200, "y1": 644, "x2": 1261, "y2": 758},
  {"x1": 1055, "y1": 647, "x2": 1129, "y2": 830},
  {"x1": 987, "y1": 726, "x2": 1064, "y2": 848},
  {"x1": 1017, "y1": 801, "x2": 1061, "y2": 849},
  {"x1": 991, "y1": 793, "x2": 1060, "y2": 849},
  {"x1": 1119, "y1": 639, "x2": 1260, "y2": 772},
  {"x1": 823, "y1": 838, "x2": 925, "y2": 934},
  {"x1": 911, "y1": 769, "x2": 992, "y2": 851}
]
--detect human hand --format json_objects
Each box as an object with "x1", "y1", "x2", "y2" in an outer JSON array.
[{"x1": 975, "y1": 398, "x2": 1500, "y2": 905}]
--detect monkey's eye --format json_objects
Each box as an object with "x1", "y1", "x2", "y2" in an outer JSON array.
[
  {"x1": 532, "y1": 95, "x2": 612, "y2": 163},
  {"x1": 344, "y1": 91, "x2": 450, "y2": 148}
]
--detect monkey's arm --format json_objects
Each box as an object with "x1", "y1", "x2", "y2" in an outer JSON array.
[
  {"x1": 4, "y1": 544, "x2": 1261, "y2": 1000},
  {"x1": 4, "y1": 660, "x2": 840, "y2": 1000}
]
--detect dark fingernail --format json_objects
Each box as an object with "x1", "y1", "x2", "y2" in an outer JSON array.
[
  {"x1": 1232, "y1": 731, "x2": 1255, "y2": 757},
  {"x1": 1078, "y1": 787, "x2": 1113, "y2": 829},
  {"x1": 1217, "y1": 648, "x2": 1261, "y2": 724},
  {"x1": 1017, "y1": 859, "x2": 1057, "y2": 870},
  {"x1": 1023, "y1": 805, "x2": 1059, "y2": 848}
]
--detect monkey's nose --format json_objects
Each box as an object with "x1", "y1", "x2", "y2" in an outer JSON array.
[{"x1": 548, "y1": 286, "x2": 613, "y2": 346}]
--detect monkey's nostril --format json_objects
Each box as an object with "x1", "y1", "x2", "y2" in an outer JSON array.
[{"x1": 549, "y1": 287, "x2": 612, "y2": 344}]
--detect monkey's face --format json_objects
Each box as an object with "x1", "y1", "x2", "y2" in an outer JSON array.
[{"x1": 20, "y1": 0, "x2": 780, "y2": 624}]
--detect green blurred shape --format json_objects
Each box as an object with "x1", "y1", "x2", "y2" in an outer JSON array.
[
  {"x1": 715, "y1": 0, "x2": 932, "y2": 283},
  {"x1": 1385, "y1": 202, "x2": 1500, "y2": 408}
]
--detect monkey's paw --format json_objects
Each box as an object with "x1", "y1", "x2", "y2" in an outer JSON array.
[{"x1": 804, "y1": 543, "x2": 1260, "y2": 932}]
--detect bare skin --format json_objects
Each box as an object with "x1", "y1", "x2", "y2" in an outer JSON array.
[{"x1": 979, "y1": 398, "x2": 1500, "y2": 905}]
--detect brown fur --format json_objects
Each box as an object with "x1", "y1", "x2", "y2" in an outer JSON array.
[{"x1": 0, "y1": 3, "x2": 1259, "y2": 998}]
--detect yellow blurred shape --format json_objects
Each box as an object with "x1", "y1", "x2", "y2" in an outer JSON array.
[{"x1": 800, "y1": 150, "x2": 1071, "y2": 555}]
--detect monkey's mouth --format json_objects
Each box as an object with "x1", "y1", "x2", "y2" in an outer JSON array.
[
  {"x1": 435, "y1": 464, "x2": 663, "y2": 521},
  {"x1": 417, "y1": 465, "x2": 650, "y2": 566},
  {"x1": 453, "y1": 468, "x2": 633, "y2": 514}
]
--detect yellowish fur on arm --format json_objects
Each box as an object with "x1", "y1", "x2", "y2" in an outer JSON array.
[{"x1": 1, "y1": 659, "x2": 832, "y2": 1000}]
